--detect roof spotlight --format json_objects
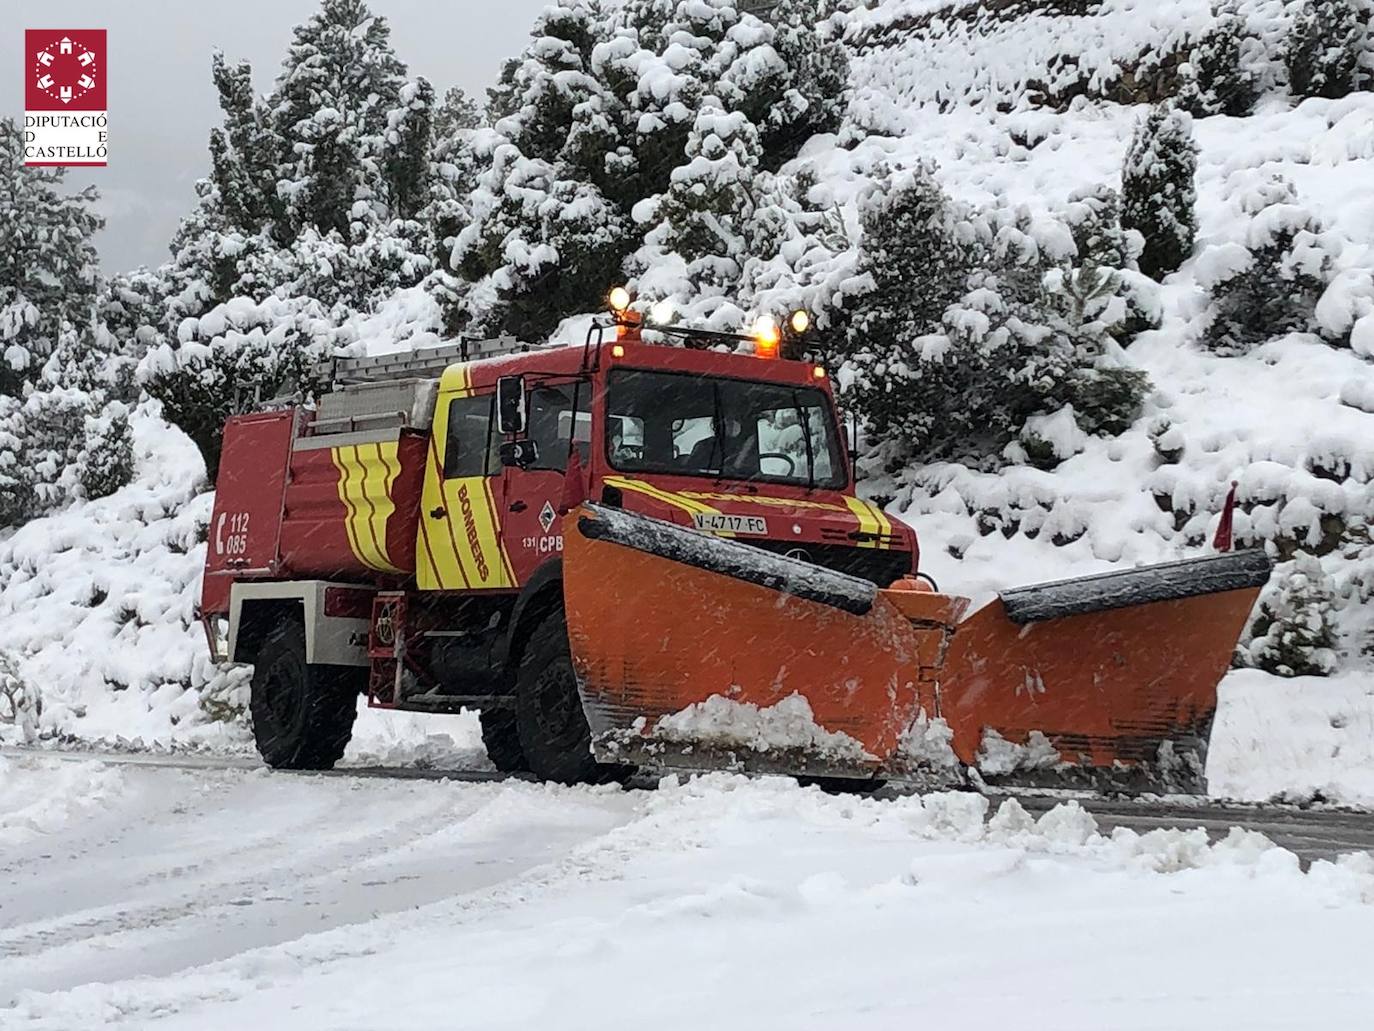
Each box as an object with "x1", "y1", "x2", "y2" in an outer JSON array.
[
  {"x1": 608, "y1": 286, "x2": 632, "y2": 313},
  {"x1": 789, "y1": 309, "x2": 811, "y2": 334}
]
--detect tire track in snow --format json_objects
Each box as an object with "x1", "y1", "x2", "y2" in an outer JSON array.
[{"x1": 0, "y1": 755, "x2": 636, "y2": 1002}]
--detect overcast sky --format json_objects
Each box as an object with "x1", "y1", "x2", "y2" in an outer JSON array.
[{"x1": 7, "y1": 0, "x2": 552, "y2": 272}]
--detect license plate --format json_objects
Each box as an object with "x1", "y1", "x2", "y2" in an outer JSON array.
[{"x1": 693, "y1": 513, "x2": 768, "y2": 535}]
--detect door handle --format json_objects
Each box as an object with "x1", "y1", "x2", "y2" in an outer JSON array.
[
  {"x1": 429, "y1": 506, "x2": 446, "y2": 519},
  {"x1": 509, "y1": 500, "x2": 528, "y2": 513}
]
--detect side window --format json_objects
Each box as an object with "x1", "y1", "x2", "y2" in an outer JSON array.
[
  {"x1": 527, "y1": 384, "x2": 585, "y2": 471},
  {"x1": 444, "y1": 394, "x2": 497, "y2": 478}
]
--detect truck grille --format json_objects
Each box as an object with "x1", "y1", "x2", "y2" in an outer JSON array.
[{"x1": 745, "y1": 540, "x2": 912, "y2": 588}]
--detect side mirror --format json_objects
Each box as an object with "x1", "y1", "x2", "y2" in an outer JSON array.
[
  {"x1": 496, "y1": 375, "x2": 526, "y2": 435},
  {"x1": 499, "y1": 439, "x2": 539, "y2": 469}
]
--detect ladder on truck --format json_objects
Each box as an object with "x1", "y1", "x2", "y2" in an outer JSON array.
[
  {"x1": 306, "y1": 335, "x2": 547, "y2": 437},
  {"x1": 320, "y1": 335, "x2": 535, "y2": 386}
]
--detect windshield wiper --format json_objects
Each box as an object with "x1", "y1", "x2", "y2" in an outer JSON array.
[
  {"x1": 795, "y1": 391, "x2": 815, "y2": 492},
  {"x1": 710, "y1": 381, "x2": 727, "y2": 479}
]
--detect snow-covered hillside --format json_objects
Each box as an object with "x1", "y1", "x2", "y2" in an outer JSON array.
[{"x1": 820, "y1": 2, "x2": 1374, "y2": 666}]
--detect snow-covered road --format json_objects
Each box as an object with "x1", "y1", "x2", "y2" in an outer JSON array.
[{"x1": 3, "y1": 752, "x2": 1374, "y2": 1030}]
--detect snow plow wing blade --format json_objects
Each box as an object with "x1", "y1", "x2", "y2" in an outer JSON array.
[
  {"x1": 563, "y1": 504, "x2": 1270, "y2": 794},
  {"x1": 939, "y1": 551, "x2": 1272, "y2": 794}
]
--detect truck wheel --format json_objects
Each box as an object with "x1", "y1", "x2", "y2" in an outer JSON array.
[
  {"x1": 478, "y1": 708, "x2": 528, "y2": 773},
  {"x1": 249, "y1": 619, "x2": 359, "y2": 770},
  {"x1": 514, "y1": 608, "x2": 628, "y2": 786}
]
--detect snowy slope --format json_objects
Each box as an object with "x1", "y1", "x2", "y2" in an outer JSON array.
[
  {"x1": 810, "y1": 2, "x2": 1374, "y2": 664},
  {"x1": 5, "y1": 764, "x2": 1373, "y2": 1029}
]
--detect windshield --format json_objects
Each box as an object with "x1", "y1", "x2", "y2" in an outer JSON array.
[{"x1": 604, "y1": 369, "x2": 847, "y2": 489}]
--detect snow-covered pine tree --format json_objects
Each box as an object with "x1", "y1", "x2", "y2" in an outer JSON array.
[
  {"x1": 450, "y1": 142, "x2": 631, "y2": 340},
  {"x1": 655, "y1": 101, "x2": 763, "y2": 296},
  {"x1": 1201, "y1": 175, "x2": 1332, "y2": 354},
  {"x1": 1239, "y1": 554, "x2": 1339, "y2": 677},
  {"x1": 0, "y1": 120, "x2": 103, "y2": 398},
  {"x1": 720, "y1": 0, "x2": 850, "y2": 171},
  {"x1": 1286, "y1": 0, "x2": 1368, "y2": 100},
  {"x1": 609, "y1": 0, "x2": 728, "y2": 201},
  {"x1": 386, "y1": 77, "x2": 436, "y2": 223},
  {"x1": 444, "y1": 0, "x2": 634, "y2": 339},
  {"x1": 0, "y1": 121, "x2": 133, "y2": 525},
  {"x1": 834, "y1": 166, "x2": 980, "y2": 460},
  {"x1": 1122, "y1": 103, "x2": 1198, "y2": 281},
  {"x1": 209, "y1": 51, "x2": 286, "y2": 239},
  {"x1": 496, "y1": 0, "x2": 610, "y2": 169},
  {"x1": 427, "y1": 88, "x2": 484, "y2": 334},
  {"x1": 93, "y1": 268, "x2": 168, "y2": 399},
  {"x1": 1060, "y1": 184, "x2": 1160, "y2": 342},
  {"x1": 1179, "y1": 5, "x2": 1261, "y2": 117},
  {"x1": 270, "y1": 0, "x2": 407, "y2": 239}
]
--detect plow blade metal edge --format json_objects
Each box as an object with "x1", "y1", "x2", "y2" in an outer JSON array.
[{"x1": 563, "y1": 503, "x2": 1272, "y2": 793}]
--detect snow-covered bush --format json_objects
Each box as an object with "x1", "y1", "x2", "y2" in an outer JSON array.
[
  {"x1": 79, "y1": 402, "x2": 136, "y2": 502},
  {"x1": 836, "y1": 167, "x2": 1150, "y2": 468},
  {"x1": 0, "y1": 387, "x2": 134, "y2": 527},
  {"x1": 1286, "y1": 0, "x2": 1369, "y2": 100},
  {"x1": 1122, "y1": 103, "x2": 1198, "y2": 281},
  {"x1": 1199, "y1": 176, "x2": 1333, "y2": 354},
  {"x1": 0, "y1": 651, "x2": 41, "y2": 743},
  {"x1": 1239, "y1": 554, "x2": 1340, "y2": 677},
  {"x1": 1179, "y1": 5, "x2": 1262, "y2": 116},
  {"x1": 139, "y1": 297, "x2": 336, "y2": 477}
]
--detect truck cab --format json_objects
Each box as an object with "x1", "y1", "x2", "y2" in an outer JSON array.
[{"x1": 200, "y1": 317, "x2": 919, "y2": 780}]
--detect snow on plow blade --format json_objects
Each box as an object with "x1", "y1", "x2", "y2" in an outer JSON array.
[{"x1": 563, "y1": 504, "x2": 1271, "y2": 794}]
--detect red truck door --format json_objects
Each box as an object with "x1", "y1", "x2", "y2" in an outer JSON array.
[{"x1": 501, "y1": 378, "x2": 592, "y2": 583}]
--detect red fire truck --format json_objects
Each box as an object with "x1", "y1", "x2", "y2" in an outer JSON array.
[{"x1": 201, "y1": 305, "x2": 916, "y2": 782}]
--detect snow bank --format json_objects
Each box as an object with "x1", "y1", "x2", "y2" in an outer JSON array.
[
  {"x1": 649, "y1": 692, "x2": 875, "y2": 761},
  {"x1": 0, "y1": 754, "x2": 126, "y2": 846},
  {"x1": 0, "y1": 402, "x2": 248, "y2": 751},
  {"x1": 12, "y1": 772, "x2": 1371, "y2": 1030},
  {"x1": 1209, "y1": 668, "x2": 1374, "y2": 805}
]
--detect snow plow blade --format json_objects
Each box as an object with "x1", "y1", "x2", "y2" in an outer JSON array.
[{"x1": 563, "y1": 504, "x2": 1271, "y2": 794}]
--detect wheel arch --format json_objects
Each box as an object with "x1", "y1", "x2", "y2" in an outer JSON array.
[{"x1": 499, "y1": 559, "x2": 565, "y2": 673}]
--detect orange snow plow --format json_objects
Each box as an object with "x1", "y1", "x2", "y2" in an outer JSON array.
[{"x1": 564, "y1": 503, "x2": 1271, "y2": 794}]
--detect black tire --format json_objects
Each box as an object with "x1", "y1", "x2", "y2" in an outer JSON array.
[
  {"x1": 249, "y1": 619, "x2": 360, "y2": 770},
  {"x1": 514, "y1": 608, "x2": 628, "y2": 786},
  {"x1": 478, "y1": 707, "x2": 529, "y2": 773}
]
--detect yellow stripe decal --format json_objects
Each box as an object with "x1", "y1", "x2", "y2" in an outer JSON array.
[
  {"x1": 844, "y1": 495, "x2": 884, "y2": 550},
  {"x1": 332, "y1": 448, "x2": 368, "y2": 566},
  {"x1": 332, "y1": 443, "x2": 405, "y2": 573},
  {"x1": 602, "y1": 475, "x2": 733, "y2": 535},
  {"x1": 416, "y1": 362, "x2": 514, "y2": 590}
]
